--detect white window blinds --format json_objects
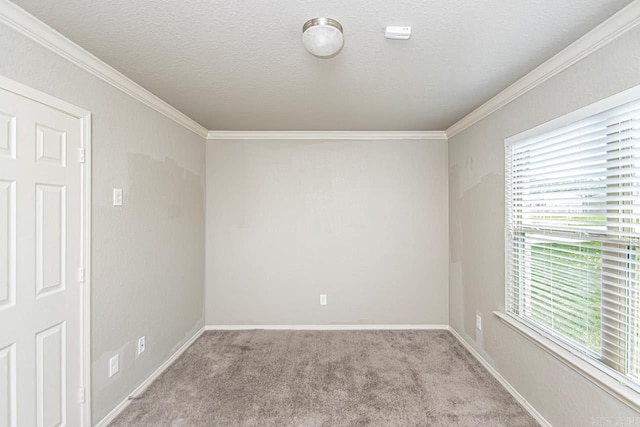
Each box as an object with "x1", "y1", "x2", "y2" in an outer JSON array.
[{"x1": 505, "y1": 97, "x2": 640, "y2": 388}]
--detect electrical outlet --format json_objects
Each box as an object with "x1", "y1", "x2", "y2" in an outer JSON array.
[
  {"x1": 319, "y1": 294, "x2": 327, "y2": 306},
  {"x1": 109, "y1": 354, "x2": 119, "y2": 377},
  {"x1": 113, "y1": 188, "x2": 123, "y2": 206},
  {"x1": 137, "y1": 336, "x2": 146, "y2": 355},
  {"x1": 476, "y1": 313, "x2": 482, "y2": 331}
]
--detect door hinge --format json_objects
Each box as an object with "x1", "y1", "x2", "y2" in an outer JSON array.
[
  {"x1": 77, "y1": 387, "x2": 85, "y2": 403},
  {"x1": 78, "y1": 267, "x2": 85, "y2": 283},
  {"x1": 78, "y1": 148, "x2": 85, "y2": 163}
]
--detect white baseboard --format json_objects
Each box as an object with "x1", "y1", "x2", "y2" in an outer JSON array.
[
  {"x1": 448, "y1": 327, "x2": 551, "y2": 427},
  {"x1": 205, "y1": 324, "x2": 449, "y2": 331},
  {"x1": 95, "y1": 326, "x2": 206, "y2": 427}
]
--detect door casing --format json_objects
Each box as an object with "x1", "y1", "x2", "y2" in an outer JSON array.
[{"x1": 0, "y1": 75, "x2": 92, "y2": 426}]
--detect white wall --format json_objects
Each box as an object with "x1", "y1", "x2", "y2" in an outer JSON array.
[
  {"x1": 206, "y1": 139, "x2": 449, "y2": 325},
  {"x1": 448, "y1": 25, "x2": 640, "y2": 426},
  {"x1": 0, "y1": 23, "x2": 206, "y2": 423}
]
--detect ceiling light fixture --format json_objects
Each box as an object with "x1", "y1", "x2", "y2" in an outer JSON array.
[{"x1": 302, "y1": 17, "x2": 344, "y2": 58}]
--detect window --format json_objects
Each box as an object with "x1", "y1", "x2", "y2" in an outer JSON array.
[{"x1": 505, "y1": 91, "x2": 640, "y2": 396}]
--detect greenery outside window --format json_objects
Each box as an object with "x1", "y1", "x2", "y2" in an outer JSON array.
[{"x1": 505, "y1": 89, "x2": 640, "y2": 402}]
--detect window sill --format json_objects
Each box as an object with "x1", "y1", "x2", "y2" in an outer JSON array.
[{"x1": 494, "y1": 311, "x2": 640, "y2": 412}]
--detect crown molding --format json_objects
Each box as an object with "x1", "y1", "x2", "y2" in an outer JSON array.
[
  {"x1": 0, "y1": 0, "x2": 208, "y2": 138},
  {"x1": 4, "y1": 0, "x2": 639, "y2": 142},
  {"x1": 446, "y1": 0, "x2": 640, "y2": 139},
  {"x1": 206, "y1": 130, "x2": 448, "y2": 141}
]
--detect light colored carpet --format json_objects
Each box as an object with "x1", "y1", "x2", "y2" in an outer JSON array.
[{"x1": 111, "y1": 330, "x2": 538, "y2": 426}]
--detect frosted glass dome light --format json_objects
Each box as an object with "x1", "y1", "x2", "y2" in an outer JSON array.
[{"x1": 302, "y1": 18, "x2": 344, "y2": 58}]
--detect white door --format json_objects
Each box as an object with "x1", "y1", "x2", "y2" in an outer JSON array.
[{"x1": 0, "y1": 86, "x2": 87, "y2": 426}]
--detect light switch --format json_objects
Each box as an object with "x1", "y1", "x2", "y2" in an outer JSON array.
[{"x1": 113, "y1": 188, "x2": 123, "y2": 206}]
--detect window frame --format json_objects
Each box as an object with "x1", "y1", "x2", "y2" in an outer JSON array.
[{"x1": 501, "y1": 84, "x2": 640, "y2": 412}]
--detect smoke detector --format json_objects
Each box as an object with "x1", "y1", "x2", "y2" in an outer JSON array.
[{"x1": 385, "y1": 26, "x2": 411, "y2": 40}]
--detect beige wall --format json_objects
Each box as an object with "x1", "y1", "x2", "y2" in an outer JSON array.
[
  {"x1": 448, "y1": 25, "x2": 640, "y2": 426},
  {"x1": 0, "y1": 23, "x2": 206, "y2": 423},
  {"x1": 4, "y1": 4, "x2": 639, "y2": 425},
  {"x1": 206, "y1": 139, "x2": 449, "y2": 325}
]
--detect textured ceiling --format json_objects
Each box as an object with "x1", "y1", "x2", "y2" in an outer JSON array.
[{"x1": 11, "y1": 0, "x2": 634, "y2": 131}]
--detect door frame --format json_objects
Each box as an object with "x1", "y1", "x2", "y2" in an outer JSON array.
[{"x1": 0, "y1": 75, "x2": 92, "y2": 426}]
